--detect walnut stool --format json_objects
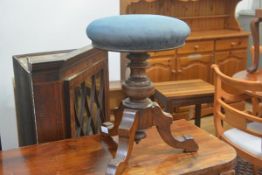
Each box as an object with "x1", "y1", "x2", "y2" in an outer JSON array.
[{"x1": 87, "y1": 15, "x2": 199, "y2": 175}]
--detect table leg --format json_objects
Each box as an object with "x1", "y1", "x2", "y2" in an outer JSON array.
[
  {"x1": 195, "y1": 104, "x2": 201, "y2": 127},
  {"x1": 164, "y1": 100, "x2": 173, "y2": 114}
]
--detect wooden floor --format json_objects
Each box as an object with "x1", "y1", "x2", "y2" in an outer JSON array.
[
  {"x1": 195, "y1": 102, "x2": 252, "y2": 135},
  {"x1": 189, "y1": 115, "x2": 216, "y2": 135}
]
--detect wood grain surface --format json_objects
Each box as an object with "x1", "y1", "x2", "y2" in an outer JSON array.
[
  {"x1": 0, "y1": 120, "x2": 236, "y2": 175},
  {"x1": 154, "y1": 79, "x2": 214, "y2": 99}
]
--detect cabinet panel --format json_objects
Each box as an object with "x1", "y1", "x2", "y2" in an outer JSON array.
[
  {"x1": 146, "y1": 57, "x2": 175, "y2": 82},
  {"x1": 215, "y1": 50, "x2": 247, "y2": 77},
  {"x1": 177, "y1": 40, "x2": 214, "y2": 54},
  {"x1": 215, "y1": 37, "x2": 248, "y2": 51},
  {"x1": 176, "y1": 54, "x2": 212, "y2": 82},
  {"x1": 149, "y1": 49, "x2": 175, "y2": 57}
]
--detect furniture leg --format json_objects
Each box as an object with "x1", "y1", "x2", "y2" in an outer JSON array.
[
  {"x1": 106, "y1": 108, "x2": 138, "y2": 175},
  {"x1": 164, "y1": 100, "x2": 173, "y2": 114},
  {"x1": 195, "y1": 104, "x2": 201, "y2": 127},
  {"x1": 110, "y1": 104, "x2": 124, "y2": 136},
  {"x1": 152, "y1": 103, "x2": 198, "y2": 152}
]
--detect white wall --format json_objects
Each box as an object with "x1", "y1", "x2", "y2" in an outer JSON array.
[
  {"x1": 236, "y1": 0, "x2": 262, "y2": 15},
  {"x1": 0, "y1": 0, "x2": 120, "y2": 150},
  {"x1": 236, "y1": 0, "x2": 254, "y2": 14}
]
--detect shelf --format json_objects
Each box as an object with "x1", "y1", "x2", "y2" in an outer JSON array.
[
  {"x1": 188, "y1": 30, "x2": 250, "y2": 41},
  {"x1": 180, "y1": 15, "x2": 230, "y2": 20}
]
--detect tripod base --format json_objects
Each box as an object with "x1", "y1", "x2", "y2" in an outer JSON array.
[{"x1": 106, "y1": 102, "x2": 198, "y2": 175}]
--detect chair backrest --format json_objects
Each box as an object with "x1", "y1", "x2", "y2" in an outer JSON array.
[{"x1": 213, "y1": 64, "x2": 262, "y2": 136}]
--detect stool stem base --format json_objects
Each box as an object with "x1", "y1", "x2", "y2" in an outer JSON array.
[{"x1": 106, "y1": 103, "x2": 198, "y2": 175}]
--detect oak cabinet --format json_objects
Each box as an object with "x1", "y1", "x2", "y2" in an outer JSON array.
[
  {"x1": 120, "y1": 0, "x2": 249, "y2": 81},
  {"x1": 120, "y1": 0, "x2": 249, "y2": 118}
]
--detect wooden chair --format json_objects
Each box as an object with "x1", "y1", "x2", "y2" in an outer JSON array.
[
  {"x1": 247, "y1": 9, "x2": 262, "y2": 73},
  {"x1": 233, "y1": 9, "x2": 262, "y2": 117},
  {"x1": 234, "y1": 9, "x2": 262, "y2": 78},
  {"x1": 212, "y1": 64, "x2": 262, "y2": 174}
]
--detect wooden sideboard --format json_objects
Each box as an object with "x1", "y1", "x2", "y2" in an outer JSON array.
[
  {"x1": 120, "y1": 0, "x2": 249, "y2": 117},
  {"x1": 120, "y1": 0, "x2": 249, "y2": 81},
  {"x1": 13, "y1": 46, "x2": 109, "y2": 146}
]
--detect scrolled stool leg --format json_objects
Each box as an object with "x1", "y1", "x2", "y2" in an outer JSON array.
[
  {"x1": 152, "y1": 103, "x2": 199, "y2": 152},
  {"x1": 106, "y1": 109, "x2": 138, "y2": 175}
]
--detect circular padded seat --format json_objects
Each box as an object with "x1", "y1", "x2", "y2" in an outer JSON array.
[{"x1": 86, "y1": 14, "x2": 190, "y2": 52}]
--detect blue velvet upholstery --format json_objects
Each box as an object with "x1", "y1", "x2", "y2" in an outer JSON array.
[{"x1": 86, "y1": 15, "x2": 190, "y2": 52}]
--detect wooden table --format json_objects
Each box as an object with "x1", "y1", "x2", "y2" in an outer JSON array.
[
  {"x1": 233, "y1": 69, "x2": 262, "y2": 97},
  {"x1": 0, "y1": 120, "x2": 236, "y2": 175},
  {"x1": 154, "y1": 80, "x2": 214, "y2": 127}
]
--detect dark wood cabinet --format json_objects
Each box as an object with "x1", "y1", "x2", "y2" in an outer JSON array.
[{"x1": 13, "y1": 46, "x2": 109, "y2": 146}]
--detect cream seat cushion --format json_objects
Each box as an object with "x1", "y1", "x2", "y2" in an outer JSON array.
[{"x1": 224, "y1": 123, "x2": 262, "y2": 157}]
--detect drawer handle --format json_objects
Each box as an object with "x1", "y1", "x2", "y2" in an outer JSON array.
[
  {"x1": 194, "y1": 45, "x2": 199, "y2": 50},
  {"x1": 187, "y1": 54, "x2": 202, "y2": 59},
  {"x1": 231, "y1": 42, "x2": 240, "y2": 47}
]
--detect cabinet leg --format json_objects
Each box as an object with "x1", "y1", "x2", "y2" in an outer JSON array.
[{"x1": 106, "y1": 109, "x2": 138, "y2": 175}]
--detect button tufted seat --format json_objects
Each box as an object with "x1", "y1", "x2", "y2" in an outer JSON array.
[{"x1": 86, "y1": 14, "x2": 190, "y2": 52}]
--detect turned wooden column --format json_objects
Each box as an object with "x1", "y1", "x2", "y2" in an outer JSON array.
[
  {"x1": 122, "y1": 53, "x2": 154, "y2": 109},
  {"x1": 122, "y1": 53, "x2": 154, "y2": 143}
]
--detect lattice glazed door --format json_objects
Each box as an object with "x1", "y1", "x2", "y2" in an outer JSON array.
[{"x1": 64, "y1": 57, "x2": 109, "y2": 137}]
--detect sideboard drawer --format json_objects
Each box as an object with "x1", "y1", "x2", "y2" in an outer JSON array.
[
  {"x1": 215, "y1": 37, "x2": 248, "y2": 51},
  {"x1": 177, "y1": 40, "x2": 214, "y2": 54}
]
